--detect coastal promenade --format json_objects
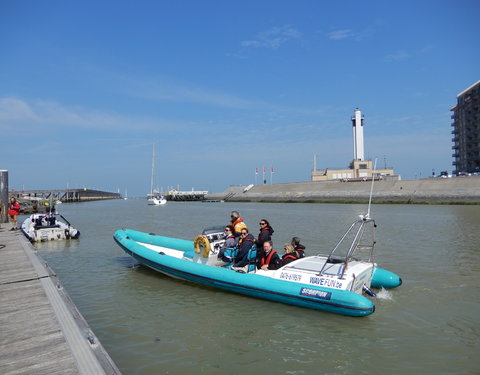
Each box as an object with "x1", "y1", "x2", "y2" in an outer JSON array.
[
  {"x1": 0, "y1": 228, "x2": 120, "y2": 374},
  {"x1": 206, "y1": 176, "x2": 480, "y2": 204}
]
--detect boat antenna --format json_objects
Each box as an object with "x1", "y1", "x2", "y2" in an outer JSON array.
[{"x1": 365, "y1": 158, "x2": 377, "y2": 220}]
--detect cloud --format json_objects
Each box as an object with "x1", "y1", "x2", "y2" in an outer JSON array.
[
  {"x1": 0, "y1": 96, "x2": 173, "y2": 133},
  {"x1": 0, "y1": 97, "x2": 40, "y2": 121},
  {"x1": 328, "y1": 29, "x2": 353, "y2": 40},
  {"x1": 383, "y1": 50, "x2": 410, "y2": 61},
  {"x1": 241, "y1": 25, "x2": 301, "y2": 50},
  {"x1": 327, "y1": 26, "x2": 375, "y2": 41}
]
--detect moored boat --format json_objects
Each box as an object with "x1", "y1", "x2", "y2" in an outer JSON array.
[{"x1": 21, "y1": 213, "x2": 80, "y2": 242}]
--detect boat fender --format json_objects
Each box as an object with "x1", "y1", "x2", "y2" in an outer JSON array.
[
  {"x1": 64, "y1": 229, "x2": 70, "y2": 239},
  {"x1": 193, "y1": 235, "x2": 211, "y2": 258},
  {"x1": 363, "y1": 284, "x2": 377, "y2": 297}
]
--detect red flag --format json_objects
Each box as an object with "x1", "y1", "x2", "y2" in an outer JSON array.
[
  {"x1": 263, "y1": 166, "x2": 266, "y2": 173},
  {"x1": 255, "y1": 167, "x2": 258, "y2": 175}
]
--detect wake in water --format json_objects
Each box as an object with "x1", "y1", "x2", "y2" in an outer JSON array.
[{"x1": 375, "y1": 287, "x2": 393, "y2": 300}]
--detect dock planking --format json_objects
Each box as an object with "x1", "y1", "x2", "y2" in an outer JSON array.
[{"x1": 0, "y1": 227, "x2": 120, "y2": 374}]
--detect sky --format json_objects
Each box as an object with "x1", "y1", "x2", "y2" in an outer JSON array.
[{"x1": 1, "y1": 0, "x2": 479, "y2": 196}]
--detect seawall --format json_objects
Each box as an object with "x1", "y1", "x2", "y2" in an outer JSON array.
[{"x1": 206, "y1": 177, "x2": 480, "y2": 204}]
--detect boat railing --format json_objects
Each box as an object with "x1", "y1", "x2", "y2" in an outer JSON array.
[{"x1": 319, "y1": 217, "x2": 376, "y2": 278}]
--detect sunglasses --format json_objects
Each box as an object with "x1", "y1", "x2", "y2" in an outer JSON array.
[
  {"x1": 259, "y1": 222, "x2": 266, "y2": 225},
  {"x1": 241, "y1": 232, "x2": 247, "y2": 235}
]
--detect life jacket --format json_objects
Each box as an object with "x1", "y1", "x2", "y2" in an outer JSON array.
[
  {"x1": 283, "y1": 254, "x2": 297, "y2": 262},
  {"x1": 232, "y1": 218, "x2": 247, "y2": 234},
  {"x1": 239, "y1": 236, "x2": 255, "y2": 248},
  {"x1": 294, "y1": 244, "x2": 306, "y2": 258},
  {"x1": 261, "y1": 250, "x2": 277, "y2": 266}
]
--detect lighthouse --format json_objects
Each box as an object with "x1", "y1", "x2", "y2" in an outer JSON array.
[{"x1": 351, "y1": 108, "x2": 365, "y2": 161}]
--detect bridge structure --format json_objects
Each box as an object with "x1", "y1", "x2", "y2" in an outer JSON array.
[{"x1": 10, "y1": 188, "x2": 121, "y2": 203}]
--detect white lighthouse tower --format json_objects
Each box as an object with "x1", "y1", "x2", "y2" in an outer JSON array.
[{"x1": 351, "y1": 108, "x2": 365, "y2": 161}]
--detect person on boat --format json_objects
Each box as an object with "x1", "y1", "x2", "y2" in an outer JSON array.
[
  {"x1": 258, "y1": 241, "x2": 281, "y2": 271},
  {"x1": 232, "y1": 228, "x2": 256, "y2": 268},
  {"x1": 255, "y1": 219, "x2": 274, "y2": 252},
  {"x1": 218, "y1": 225, "x2": 237, "y2": 263},
  {"x1": 279, "y1": 244, "x2": 299, "y2": 267},
  {"x1": 230, "y1": 211, "x2": 247, "y2": 237},
  {"x1": 8, "y1": 197, "x2": 21, "y2": 231},
  {"x1": 291, "y1": 237, "x2": 306, "y2": 258}
]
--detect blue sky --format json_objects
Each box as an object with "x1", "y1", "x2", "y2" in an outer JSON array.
[{"x1": 1, "y1": 0, "x2": 479, "y2": 196}]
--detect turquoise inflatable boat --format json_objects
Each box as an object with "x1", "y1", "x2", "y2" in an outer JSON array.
[{"x1": 113, "y1": 216, "x2": 401, "y2": 317}]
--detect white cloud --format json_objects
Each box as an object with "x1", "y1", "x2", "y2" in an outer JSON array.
[
  {"x1": 241, "y1": 25, "x2": 301, "y2": 49},
  {"x1": 0, "y1": 96, "x2": 173, "y2": 133},
  {"x1": 384, "y1": 50, "x2": 410, "y2": 61},
  {"x1": 0, "y1": 97, "x2": 40, "y2": 121},
  {"x1": 328, "y1": 29, "x2": 353, "y2": 40}
]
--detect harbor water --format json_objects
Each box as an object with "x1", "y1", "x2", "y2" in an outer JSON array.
[{"x1": 32, "y1": 200, "x2": 480, "y2": 375}]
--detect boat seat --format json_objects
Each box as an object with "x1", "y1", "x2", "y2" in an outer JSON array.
[
  {"x1": 34, "y1": 224, "x2": 61, "y2": 230},
  {"x1": 222, "y1": 245, "x2": 257, "y2": 273}
]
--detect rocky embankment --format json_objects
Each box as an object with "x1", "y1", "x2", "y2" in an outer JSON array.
[{"x1": 206, "y1": 176, "x2": 480, "y2": 204}]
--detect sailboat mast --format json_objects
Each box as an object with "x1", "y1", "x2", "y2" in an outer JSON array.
[{"x1": 150, "y1": 143, "x2": 155, "y2": 195}]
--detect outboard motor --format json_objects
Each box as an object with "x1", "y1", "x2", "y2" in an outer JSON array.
[{"x1": 363, "y1": 284, "x2": 377, "y2": 297}]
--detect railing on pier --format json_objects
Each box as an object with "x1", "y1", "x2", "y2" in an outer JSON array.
[{"x1": 10, "y1": 188, "x2": 121, "y2": 203}]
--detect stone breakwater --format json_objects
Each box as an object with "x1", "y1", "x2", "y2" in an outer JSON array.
[{"x1": 206, "y1": 176, "x2": 480, "y2": 204}]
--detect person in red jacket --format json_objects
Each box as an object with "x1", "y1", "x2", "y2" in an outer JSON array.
[
  {"x1": 8, "y1": 197, "x2": 21, "y2": 231},
  {"x1": 258, "y1": 241, "x2": 281, "y2": 271}
]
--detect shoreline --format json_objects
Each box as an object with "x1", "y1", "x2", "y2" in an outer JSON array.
[{"x1": 205, "y1": 176, "x2": 480, "y2": 205}]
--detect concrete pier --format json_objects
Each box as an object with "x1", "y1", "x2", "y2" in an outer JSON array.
[
  {"x1": 206, "y1": 177, "x2": 480, "y2": 204},
  {"x1": 0, "y1": 228, "x2": 120, "y2": 374}
]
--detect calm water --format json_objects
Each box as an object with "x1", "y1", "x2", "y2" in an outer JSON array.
[{"x1": 32, "y1": 200, "x2": 480, "y2": 375}]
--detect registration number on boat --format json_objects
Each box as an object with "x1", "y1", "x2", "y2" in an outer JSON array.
[{"x1": 279, "y1": 272, "x2": 303, "y2": 282}]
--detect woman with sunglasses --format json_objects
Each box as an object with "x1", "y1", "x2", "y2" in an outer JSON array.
[
  {"x1": 255, "y1": 219, "x2": 274, "y2": 262},
  {"x1": 232, "y1": 228, "x2": 255, "y2": 268},
  {"x1": 218, "y1": 225, "x2": 237, "y2": 263}
]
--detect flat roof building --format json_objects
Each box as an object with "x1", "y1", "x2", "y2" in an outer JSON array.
[{"x1": 451, "y1": 80, "x2": 480, "y2": 174}]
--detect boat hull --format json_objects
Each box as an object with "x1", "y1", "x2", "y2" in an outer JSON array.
[
  {"x1": 114, "y1": 229, "x2": 375, "y2": 317},
  {"x1": 371, "y1": 267, "x2": 402, "y2": 289},
  {"x1": 21, "y1": 214, "x2": 80, "y2": 242}
]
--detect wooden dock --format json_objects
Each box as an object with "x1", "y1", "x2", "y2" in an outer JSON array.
[{"x1": 0, "y1": 227, "x2": 120, "y2": 374}]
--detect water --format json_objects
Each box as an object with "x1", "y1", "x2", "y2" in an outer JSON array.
[{"x1": 33, "y1": 200, "x2": 480, "y2": 375}]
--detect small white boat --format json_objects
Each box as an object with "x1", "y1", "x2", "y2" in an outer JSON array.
[
  {"x1": 152, "y1": 196, "x2": 167, "y2": 205},
  {"x1": 21, "y1": 213, "x2": 80, "y2": 242}
]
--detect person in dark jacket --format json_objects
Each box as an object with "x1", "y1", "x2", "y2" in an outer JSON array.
[
  {"x1": 256, "y1": 219, "x2": 274, "y2": 262},
  {"x1": 233, "y1": 228, "x2": 256, "y2": 268},
  {"x1": 291, "y1": 237, "x2": 306, "y2": 258},
  {"x1": 279, "y1": 243, "x2": 298, "y2": 267},
  {"x1": 258, "y1": 241, "x2": 281, "y2": 271},
  {"x1": 256, "y1": 219, "x2": 274, "y2": 248}
]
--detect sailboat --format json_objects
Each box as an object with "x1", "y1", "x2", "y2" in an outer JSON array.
[
  {"x1": 147, "y1": 142, "x2": 167, "y2": 205},
  {"x1": 124, "y1": 188, "x2": 128, "y2": 200}
]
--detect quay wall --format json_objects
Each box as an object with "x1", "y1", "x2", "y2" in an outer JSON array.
[{"x1": 206, "y1": 177, "x2": 480, "y2": 204}]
